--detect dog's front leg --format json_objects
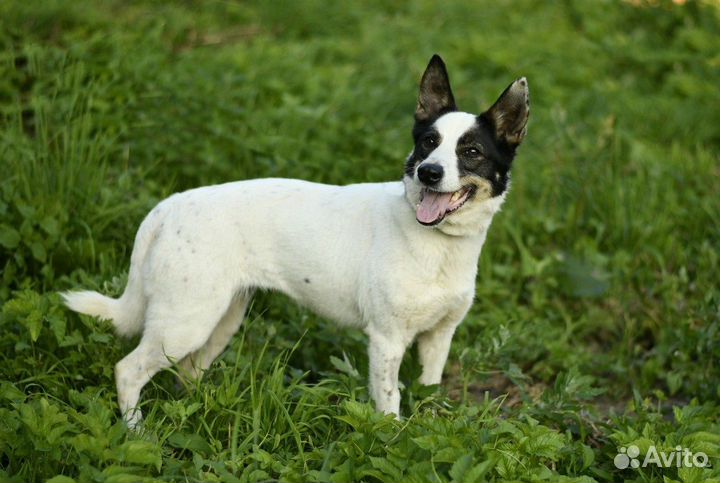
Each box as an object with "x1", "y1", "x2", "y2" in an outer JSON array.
[
  {"x1": 366, "y1": 327, "x2": 409, "y2": 416},
  {"x1": 417, "y1": 321, "x2": 458, "y2": 385},
  {"x1": 417, "y1": 301, "x2": 472, "y2": 385}
]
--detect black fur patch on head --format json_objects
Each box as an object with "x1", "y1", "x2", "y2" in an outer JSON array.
[
  {"x1": 455, "y1": 116, "x2": 515, "y2": 197},
  {"x1": 404, "y1": 120, "x2": 441, "y2": 176}
]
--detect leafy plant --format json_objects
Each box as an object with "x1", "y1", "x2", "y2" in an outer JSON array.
[{"x1": 0, "y1": 0, "x2": 718, "y2": 481}]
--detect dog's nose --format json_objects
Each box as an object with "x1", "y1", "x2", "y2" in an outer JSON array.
[{"x1": 417, "y1": 163, "x2": 444, "y2": 185}]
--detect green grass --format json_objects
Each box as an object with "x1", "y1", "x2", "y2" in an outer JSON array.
[{"x1": 1, "y1": 1, "x2": 719, "y2": 481}]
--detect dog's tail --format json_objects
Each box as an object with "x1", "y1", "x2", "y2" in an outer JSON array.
[
  {"x1": 62, "y1": 206, "x2": 164, "y2": 337},
  {"x1": 61, "y1": 290, "x2": 139, "y2": 335}
]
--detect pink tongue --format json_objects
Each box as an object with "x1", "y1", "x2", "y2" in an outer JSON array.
[{"x1": 416, "y1": 191, "x2": 453, "y2": 224}]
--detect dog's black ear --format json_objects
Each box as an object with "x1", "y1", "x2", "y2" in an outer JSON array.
[
  {"x1": 415, "y1": 54, "x2": 457, "y2": 121},
  {"x1": 482, "y1": 77, "x2": 530, "y2": 149}
]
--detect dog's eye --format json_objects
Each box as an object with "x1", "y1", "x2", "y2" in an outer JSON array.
[
  {"x1": 463, "y1": 147, "x2": 482, "y2": 157},
  {"x1": 421, "y1": 136, "x2": 438, "y2": 150}
]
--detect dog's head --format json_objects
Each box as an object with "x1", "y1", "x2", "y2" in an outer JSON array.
[{"x1": 403, "y1": 55, "x2": 529, "y2": 235}]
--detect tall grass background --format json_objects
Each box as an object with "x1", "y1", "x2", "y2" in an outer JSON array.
[{"x1": 0, "y1": 1, "x2": 718, "y2": 482}]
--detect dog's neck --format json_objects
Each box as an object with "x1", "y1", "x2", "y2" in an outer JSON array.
[
  {"x1": 401, "y1": 174, "x2": 508, "y2": 239},
  {"x1": 393, "y1": 187, "x2": 505, "y2": 274},
  {"x1": 434, "y1": 193, "x2": 506, "y2": 238}
]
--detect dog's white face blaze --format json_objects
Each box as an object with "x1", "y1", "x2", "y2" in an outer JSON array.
[{"x1": 419, "y1": 112, "x2": 477, "y2": 193}]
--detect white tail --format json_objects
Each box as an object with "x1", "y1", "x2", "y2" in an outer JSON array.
[
  {"x1": 61, "y1": 290, "x2": 143, "y2": 337},
  {"x1": 62, "y1": 204, "x2": 167, "y2": 338}
]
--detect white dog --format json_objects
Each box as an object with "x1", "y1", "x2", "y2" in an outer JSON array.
[{"x1": 63, "y1": 55, "x2": 529, "y2": 428}]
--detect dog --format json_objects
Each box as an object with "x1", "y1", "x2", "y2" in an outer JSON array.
[{"x1": 62, "y1": 55, "x2": 529, "y2": 428}]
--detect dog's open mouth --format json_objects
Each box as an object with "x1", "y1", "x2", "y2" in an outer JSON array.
[{"x1": 416, "y1": 186, "x2": 476, "y2": 226}]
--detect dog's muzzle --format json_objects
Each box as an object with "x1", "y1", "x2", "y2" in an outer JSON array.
[{"x1": 415, "y1": 185, "x2": 476, "y2": 226}]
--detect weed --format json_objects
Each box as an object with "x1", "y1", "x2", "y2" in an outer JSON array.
[{"x1": 1, "y1": 1, "x2": 718, "y2": 481}]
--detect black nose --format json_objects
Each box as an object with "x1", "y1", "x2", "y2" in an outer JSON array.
[{"x1": 417, "y1": 163, "x2": 444, "y2": 185}]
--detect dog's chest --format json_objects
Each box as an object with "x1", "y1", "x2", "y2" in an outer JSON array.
[
  {"x1": 364, "y1": 232, "x2": 482, "y2": 334},
  {"x1": 405, "y1": 259, "x2": 477, "y2": 332}
]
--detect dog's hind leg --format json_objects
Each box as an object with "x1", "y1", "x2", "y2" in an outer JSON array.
[
  {"x1": 115, "y1": 337, "x2": 173, "y2": 429},
  {"x1": 115, "y1": 294, "x2": 234, "y2": 428},
  {"x1": 178, "y1": 290, "x2": 254, "y2": 382}
]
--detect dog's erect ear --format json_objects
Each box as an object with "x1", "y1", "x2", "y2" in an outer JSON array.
[
  {"x1": 482, "y1": 77, "x2": 530, "y2": 149},
  {"x1": 415, "y1": 54, "x2": 457, "y2": 121}
]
